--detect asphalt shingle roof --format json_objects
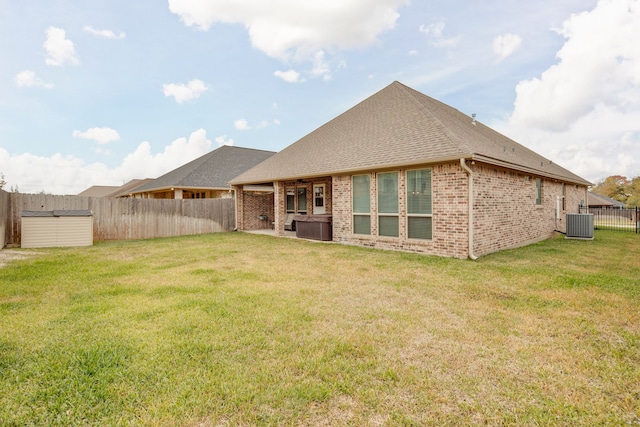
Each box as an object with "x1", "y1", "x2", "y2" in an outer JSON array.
[
  {"x1": 131, "y1": 145, "x2": 276, "y2": 193},
  {"x1": 230, "y1": 81, "x2": 590, "y2": 186},
  {"x1": 588, "y1": 192, "x2": 624, "y2": 207}
]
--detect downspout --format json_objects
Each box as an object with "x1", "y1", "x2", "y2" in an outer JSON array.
[{"x1": 460, "y1": 158, "x2": 478, "y2": 260}]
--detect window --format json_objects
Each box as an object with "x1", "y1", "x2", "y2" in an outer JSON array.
[
  {"x1": 184, "y1": 191, "x2": 205, "y2": 199},
  {"x1": 297, "y1": 187, "x2": 307, "y2": 213},
  {"x1": 406, "y1": 169, "x2": 432, "y2": 240},
  {"x1": 352, "y1": 175, "x2": 370, "y2": 234},
  {"x1": 562, "y1": 183, "x2": 566, "y2": 211},
  {"x1": 377, "y1": 172, "x2": 398, "y2": 237},
  {"x1": 535, "y1": 178, "x2": 542, "y2": 205},
  {"x1": 286, "y1": 187, "x2": 295, "y2": 213},
  {"x1": 313, "y1": 184, "x2": 325, "y2": 214}
]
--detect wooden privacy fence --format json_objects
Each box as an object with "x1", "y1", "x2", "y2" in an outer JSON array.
[
  {"x1": 3, "y1": 191, "x2": 235, "y2": 246},
  {"x1": 0, "y1": 191, "x2": 9, "y2": 247}
]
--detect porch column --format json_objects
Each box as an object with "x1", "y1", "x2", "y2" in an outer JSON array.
[{"x1": 273, "y1": 181, "x2": 284, "y2": 237}]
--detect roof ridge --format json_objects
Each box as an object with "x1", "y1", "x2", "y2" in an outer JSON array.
[
  {"x1": 229, "y1": 81, "x2": 590, "y2": 186},
  {"x1": 393, "y1": 82, "x2": 475, "y2": 157}
]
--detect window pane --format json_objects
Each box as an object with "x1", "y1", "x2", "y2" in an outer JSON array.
[
  {"x1": 297, "y1": 187, "x2": 307, "y2": 212},
  {"x1": 407, "y1": 169, "x2": 432, "y2": 214},
  {"x1": 535, "y1": 179, "x2": 542, "y2": 205},
  {"x1": 379, "y1": 216, "x2": 399, "y2": 237},
  {"x1": 353, "y1": 175, "x2": 370, "y2": 213},
  {"x1": 408, "y1": 217, "x2": 432, "y2": 240},
  {"x1": 286, "y1": 188, "x2": 295, "y2": 212},
  {"x1": 377, "y1": 172, "x2": 398, "y2": 213},
  {"x1": 353, "y1": 215, "x2": 371, "y2": 235}
]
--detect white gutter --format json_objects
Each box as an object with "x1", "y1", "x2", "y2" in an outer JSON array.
[{"x1": 460, "y1": 158, "x2": 478, "y2": 260}]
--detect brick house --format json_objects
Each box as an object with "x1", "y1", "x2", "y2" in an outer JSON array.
[{"x1": 229, "y1": 81, "x2": 590, "y2": 259}]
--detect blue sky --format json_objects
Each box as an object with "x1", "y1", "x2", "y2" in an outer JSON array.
[{"x1": 1, "y1": 0, "x2": 639, "y2": 194}]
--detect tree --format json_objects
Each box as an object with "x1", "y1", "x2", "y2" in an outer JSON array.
[
  {"x1": 625, "y1": 176, "x2": 640, "y2": 208},
  {"x1": 0, "y1": 172, "x2": 6, "y2": 190},
  {"x1": 591, "y1": 175, "x2": 629, "y2": 203},
  {"x1": 592, "y1": 175, "x2": 640, "y2": 207}
]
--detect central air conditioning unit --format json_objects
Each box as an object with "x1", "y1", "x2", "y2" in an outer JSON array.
[{"x1": 566, "y1": 213, "x2": 594, "y2": 239}]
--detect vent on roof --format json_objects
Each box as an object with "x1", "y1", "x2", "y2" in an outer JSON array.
[
  {"x1": 471, "y1": 113, "x2": 476, "y2": 125},
  {"x1": 566, "y1": 213, "x2": 594, "y2": 240}
]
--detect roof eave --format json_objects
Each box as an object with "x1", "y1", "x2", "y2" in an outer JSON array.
[
  {"x1": 231, "y1": 154, "x2": 591, "y2": 187},
  {"x1": 128, "y1": 185, "x2": 231, "y2": 195},
  {"x1": 229, "y1": 155, "x2": 472, "y2": 185},
  {"x1": 472, "y1": 155, "x2": 592, "y2": 186}
]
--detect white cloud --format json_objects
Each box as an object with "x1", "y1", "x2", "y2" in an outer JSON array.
[
  {"x1": 73, "y1": 127, "x2": 121, "y2": 145},
  {"x1": 496, "y1": 105, "x2": 640, "y2": 183},
  {"x1": 495, "y1": 0, "x2": 640, "y2": 183},
  {"x1": 162, "y1": 79, "x2": 208, "y2": 103},
  {"x1": 419, "y1": 21, "x2": 461, "y2": 48},
  {"x1": 215, "y1": 135, "x2": 234, "y2": 146},
  {"x1": 83, "y1": 25, "x2": 126, "y2": 39},
  {"x1": 14, "y1": 70, "x2": 53, "y2": 89},
  {"x1": 311, "y1": 50, "x2": 331, "y2": 80},
  {"x1": 509, "y1": 0, "x2": 640, "y2": 132},
  {"x1": 44, "y1": 27, "x2": 79, "y2": 66},
  {"x1": 234, "y1": 118, "x2": 250, "y2": 130},
  {"x1": 274, "y1": 69, "x2": 303, "y2": 83},
  {"x1": 493, "y1": 33, "x2": 522, "y2": 61},
  {"x1": 0, "y1": 129, "x2": 213, "y2": 194},
  {"x1": 167, "y1": 0, "x2": 407, "y2": 62},
  {"x1": 118, "y1": 129, "x2": 212, "y2": 179},
  {"x1": 308, "y1": 50, "x2": 345, "y2": 81}
]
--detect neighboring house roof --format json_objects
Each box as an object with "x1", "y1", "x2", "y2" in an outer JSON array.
[
  {"x1": 131, "y1": 145, "x2": 276, "y2": 194},
  {"x1": 588, "y1": 192, "x2": 625, "y2": 207},
  {"x1": 77, "y1": 179, "x2": 155, "y2": 198},
  {"x1": 230, "y1": 81, "x2": 591, "y2": 186},
  {"x1": 105, "y1": 179, "x2": 154, "y2": 198},
  {"x1": 78, "y1": 185, "x2": 120, "y2": 197}
]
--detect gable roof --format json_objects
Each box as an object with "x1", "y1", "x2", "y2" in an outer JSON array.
[
  {"x1": 131, "y1": 145, "x2": 276, "y2": 194},
  {"x1": 230, "y1": 81, "x2": 590, "y2": 186}
]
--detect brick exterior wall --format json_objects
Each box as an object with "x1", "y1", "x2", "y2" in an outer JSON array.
[
  {"x1": 236, "y1": 162, "x2": 588, "y2": 259},
  {"x1": 333, "y1": 161, "x2": 587, "y2": 258},
  {"x1": 234, "y1": 186, "x2": 274, "y2": 231},
  {"x1": 332, "y1": 162, "x2": 469, "y2": 258},
  {"x1": 472, "y1": 163, "x2": 586, "y2": 256}
]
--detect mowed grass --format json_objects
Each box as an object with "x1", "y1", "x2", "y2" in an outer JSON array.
[{"x1": 0, "y1": 231, "x2": 638, "y2": 426}]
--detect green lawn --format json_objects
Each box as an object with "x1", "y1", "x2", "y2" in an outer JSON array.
[{"x1": 1, "y1": 231, "x2": 639, "y2": 426}]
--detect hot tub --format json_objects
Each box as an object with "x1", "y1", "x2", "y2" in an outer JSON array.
[{"x1": 293, "y1": 214, "x2": 332, "y2": 241}]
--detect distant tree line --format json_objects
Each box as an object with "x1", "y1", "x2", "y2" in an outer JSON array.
[{"x1": 591, "y1": 175, "x2": 640, "y2": 208}]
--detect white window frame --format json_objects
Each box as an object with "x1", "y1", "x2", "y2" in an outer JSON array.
[
  {"x1": 352, "y1": 174, "x2": 371, "y2": 235},
  {"x1": 406, "y1": 168, "x2": 433, "y2": 240},
  {"x1": 377, "y1": 171, "x2": 399, "y2": 238}
]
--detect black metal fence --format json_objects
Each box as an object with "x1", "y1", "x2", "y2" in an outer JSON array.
[{"x1": 580, "y1": 206, "x2": 639, "y2": 233}]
